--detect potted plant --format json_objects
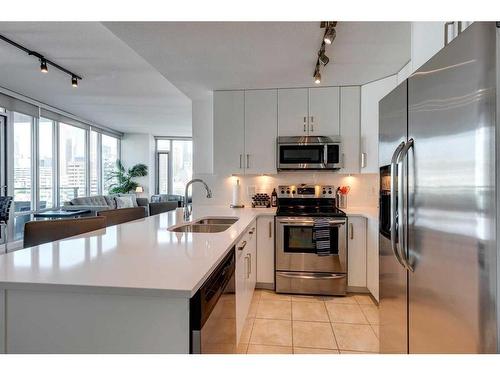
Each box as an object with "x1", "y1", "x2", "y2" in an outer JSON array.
[{"x1": 107, "y1": 160, "x2": 148, "y2": 194}]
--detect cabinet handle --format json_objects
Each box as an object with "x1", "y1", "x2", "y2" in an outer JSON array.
[
  {"x1": 349, "y1": 223, "x2": 354, "y2": 240},
  {"x1": 245, "y1": 255, "x2": 251, "y2": 278},
  {"x1": 342, "y1": 153, "x2": 345, "y2": 168},
  {"x1": 248, "y1": 253, "x2": 252, "y2": 275},
  {"x1": 239, "y1": 154, "x2": 242, "y2": 169},
  {"x1": 238, "y1": 240, "x2": 247, "y2": 251},
  {"x1": 269, "y1": 221, "x2": 272, "y2": 238},
  {"x1": 310, "y1": 116, "x2": 314, "y2": 132},
  {"x1": 246, "y1": 154, "x2": 250, "y2": 169},
  {"x1": 249, "y1": 227, "x2": 256, "y2": 235},
  {"x1": 361, "y1": 152, "x2": 367, "y2": 168}
]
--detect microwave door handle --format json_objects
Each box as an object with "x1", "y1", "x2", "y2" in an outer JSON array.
[
  {"x1": 390, "y1": 141, "x2": 406, "y2": 269},
  {"x1": 397, "y1": 139, "x2": 414, "y2": 272}
]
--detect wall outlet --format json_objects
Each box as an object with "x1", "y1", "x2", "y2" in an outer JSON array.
[{"x1": 247, "y1": 185, "x2": 256, "y2": 197}]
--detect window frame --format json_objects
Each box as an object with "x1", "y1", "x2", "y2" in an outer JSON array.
[{"x1": 154, "y1": 136, "x2": 192, "y2": 195}]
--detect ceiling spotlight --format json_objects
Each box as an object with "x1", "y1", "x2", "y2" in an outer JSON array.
[
  {"x1": 314, "y1": 65, "x2": 321, "y2": 85},
  {"x1": 324, "y1": 27, "x2": 336, "y2": 45},
  {"x1": 40, "y1": 58, "x2": 48, "y2": 73},
  {"x1": 319, "y1": 50, "x2": 329, "y2": 66},
  {"x1": 71, "y1": 75, "x2": 78, "y2": 87}
]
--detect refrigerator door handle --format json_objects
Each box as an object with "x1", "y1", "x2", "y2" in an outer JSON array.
[
  {"x1": 390, "y1": 141, "x2": 406, "y2": 268},
  {"x1": 397, "y1": 139, "x2": 414, "y2": 272}
]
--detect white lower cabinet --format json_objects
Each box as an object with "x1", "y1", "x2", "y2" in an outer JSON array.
[
  {"x1": 235, "y1": 221, "x2": 257, "y2": 344},
  {"x1": 347, "y1": 216, "x2": 367, "y2": 288},
  {"x1": 256, "y1": 216, "x2": 275, "y2": 287}
]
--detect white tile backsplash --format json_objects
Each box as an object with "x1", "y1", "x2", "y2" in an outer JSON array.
[{"x1": 192, "y1": 172, "x2": 379, "y2": 209}]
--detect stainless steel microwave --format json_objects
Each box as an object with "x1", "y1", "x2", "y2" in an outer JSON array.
[{"x1": 277, "y1": 136, "x2": 342, "y2": 170}]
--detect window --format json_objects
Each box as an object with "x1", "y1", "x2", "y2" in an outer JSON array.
[
  {"x1": 89, "y1": 130, "x2": 99, "y2": 196},
  {"x1": 102, "y1": 134, "x2": 119, "y2": 195},
  {"x1": 59, "y1": 123, "x2": 87, "y2": 204},
  {"x1": 157, "y1": 152, "x2": 169, "y2": 194},
  {"x1": 13, "y1": 112, "x2": 33, "y2": 212},
  {"x1": 38, "y1": 118, "x2": 54, "y2": 209},
  {"x1": 171, "y1": 140, "x2": 193, "y2": 195},
  {"x1": 155, "y1": 138, "x2": 192, "y2": 195}
]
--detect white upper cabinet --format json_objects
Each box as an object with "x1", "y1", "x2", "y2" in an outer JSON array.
[
  {"x1": 339, "y1": 86, "x2": 360, "y2": 174},
  {"x1": 244, "y1": 90, "x2": 278, "y2": 174},
  {"x1": 308, "y1": 87, "x2": 340, "y2": 135},
  {"x1": 277, "y1": 88, "x2": 309, "y2": 136},
  {"x1": 214, "y1": 91, "x2": 245, "y2": 176},
  {"x1": 360, "y1": 75, "x2": 398, "y2": 174},
  {"x1": 278, "y1": 87, "x2": 340, "y2": 136}
]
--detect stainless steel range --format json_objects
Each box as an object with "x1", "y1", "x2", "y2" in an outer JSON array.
[{"x1": 275, "y1": 184, "x2": 347, "y2": 296}]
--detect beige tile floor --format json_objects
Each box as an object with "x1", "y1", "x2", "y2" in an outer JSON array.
[{"x1": 241, "y1": 289, "x2": 379, "y2": 354}]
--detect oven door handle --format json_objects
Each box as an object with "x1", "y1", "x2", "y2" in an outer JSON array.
[
  {"x1": 278, "y1": 272, "x2": 345, "y2": 280},
  {"x1": 277, "y1": 220, "x2": 345, "y2": 226}
]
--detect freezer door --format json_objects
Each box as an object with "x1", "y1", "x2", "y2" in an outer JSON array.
[
  {"x1": 407, "y1": 22, "x2": 497, "y2": 353},
  {"x1": 379, "y1": 81, "x2": 409, "y2": 353}
]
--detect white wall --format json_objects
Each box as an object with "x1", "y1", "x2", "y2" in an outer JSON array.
[
  {"x1": 120, "y1": 133, "x2": 156, "y2": 197},
  {"x1": 192, "y1": 94, "x2": 213, "y2": 175}
]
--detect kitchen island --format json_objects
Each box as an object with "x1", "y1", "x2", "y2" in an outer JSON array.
[{"x1": 0, "y1": 206, "x2": 275, "y2": 353}]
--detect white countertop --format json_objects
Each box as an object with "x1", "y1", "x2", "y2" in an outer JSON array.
[
  {"x1": 343, "y1": 206, "x2": 379, "y2": 220},
  {"x1": 0, "y1": 206, "x2": 275, "y2": 298}
]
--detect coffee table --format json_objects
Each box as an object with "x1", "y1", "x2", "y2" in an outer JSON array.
[{"x1": 33, "y1": 209, "x2": 91, "y2": 219}]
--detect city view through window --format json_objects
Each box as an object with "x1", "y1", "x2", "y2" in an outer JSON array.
[
  {"x1": 157, "y1": 139, "x2": 192, "y2": 196},
  {"x1": 59, "y1": 123, "x2": 87, "y2": 204},
  {"x1": 10, "y1": 111, "x2": 120, "y2": 240}
]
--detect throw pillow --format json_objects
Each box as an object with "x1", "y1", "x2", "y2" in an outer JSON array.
[
  {"x1": 118, "y1": 193, "x2": 138, "y2": 207},
  {"x1": 115, "y1": 196, "x2": 134, "y2": 209}
]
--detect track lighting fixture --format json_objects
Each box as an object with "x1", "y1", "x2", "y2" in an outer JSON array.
[
  {"x1": 318, "y1": 47, "x2": 329, "y2": 66},
  {"x1": 0, "y1": 34, "x2": 82, "y2": 87},
  {"x1": 324, "y1": 27, "x2": 336, "y2": 45},
  {"x1": 40, "y1": 58, "x2": 48, "y2": 73},
  {"x1": 313, "y1": 21, "x2": 337, "y2": 84},
  {"x1": 314, "y1": 63, "x2": 321, "y2": 84}
]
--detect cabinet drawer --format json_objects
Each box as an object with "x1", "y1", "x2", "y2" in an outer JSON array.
[{"x1": 276, "y1": 271, "x2": 346, "y2": 296}]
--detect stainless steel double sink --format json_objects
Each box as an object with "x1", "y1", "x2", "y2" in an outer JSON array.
[{"x1": 169, "y1": 217, "x2": 239, "y2": 233}]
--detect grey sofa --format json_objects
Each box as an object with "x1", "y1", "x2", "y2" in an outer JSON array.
[{"x1": 63, "y1": 194, "x2": 149, "y2": 215}]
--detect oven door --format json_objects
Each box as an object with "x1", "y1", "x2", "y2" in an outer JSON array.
[
  {"x1": 276, "y1": 216, "x2": 347, "y2": 273},
  {"x1": 278, "y1": 144, "x2": 326, "y2": 170}
]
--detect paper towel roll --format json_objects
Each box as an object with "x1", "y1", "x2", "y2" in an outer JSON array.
[{"x1": 232, "y1": 179, "x2": 240, "y2": 207}]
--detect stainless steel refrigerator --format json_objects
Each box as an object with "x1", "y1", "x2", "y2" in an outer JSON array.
[{"x1": 379, "y1": 22, "x2": 499, "y2": 354}]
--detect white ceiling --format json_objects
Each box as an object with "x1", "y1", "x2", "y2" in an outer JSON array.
[
  {"x1": 104, "y1": 22, "x2": 411, "y2": 100},
  {"x1": 0, "y1": 22, "x2": 192, "y2": 136},
  {"x1": 0, "y1": 22, "x2": 411, "y2": 136}
]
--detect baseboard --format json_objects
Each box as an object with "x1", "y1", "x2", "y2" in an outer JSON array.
[
  {"x1": 256, "y1": 282, "x2": 274, "y2": 290},
  {"x1": 347, "y1": 286, "x2": 370, "y2": 293}
]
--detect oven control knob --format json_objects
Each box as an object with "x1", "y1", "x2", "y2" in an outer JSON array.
[
  {"x1": 286, "y1": 190, "x2": 290, "y2": 194},
  {"x1": 292, "y1": 190, "x2": 296, "y2": 194},
  {"x1": 281, "y1": 190, "x2": 285, "y2": 194},
  {"x1": 322, "y1": 190, "x2": 326, "y2": 194},
  {"x1": 328, "y1": 190, "x2": 332, "y2": 194}
]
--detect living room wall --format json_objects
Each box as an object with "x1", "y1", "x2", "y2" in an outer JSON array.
[{"x1": 120, "y1": 133, "x2": 156, "y2": 198}]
